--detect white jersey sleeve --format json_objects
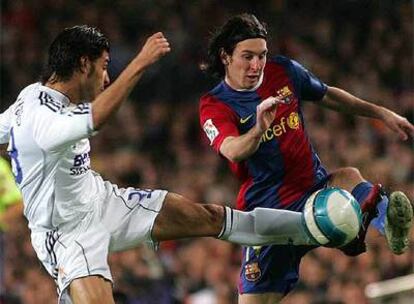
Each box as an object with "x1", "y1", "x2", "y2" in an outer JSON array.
[
  {"x1": 0, "y1": 106, "x2": 12, "y2": 144},
  {"x1": 32, "y1": 100, "x2": 95, "y2": 152}
]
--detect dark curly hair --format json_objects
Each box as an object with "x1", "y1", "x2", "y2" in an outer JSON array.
[
  {"x1": 201, "y1": 13, "x2": 267, "y2": 78},
  {"x1": 40, "y1": 25, "x2": 109, "y2": 84}
]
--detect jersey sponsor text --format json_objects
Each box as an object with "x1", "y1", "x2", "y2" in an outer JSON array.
[{"x1": 260, "y1": 112, "x2": 300, "y2": 143}]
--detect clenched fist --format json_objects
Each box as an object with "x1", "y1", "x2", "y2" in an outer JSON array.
[{"x1": 135, "y1": 32, "x2": 171, "y2": 68}]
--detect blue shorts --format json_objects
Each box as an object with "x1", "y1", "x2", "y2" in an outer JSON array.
[
  {"x1": 239, "y1": 180, "x2": 328, "y2": 295},
  {"x1": 239, "y1": 244, "x2": 315, "y2": 295}
]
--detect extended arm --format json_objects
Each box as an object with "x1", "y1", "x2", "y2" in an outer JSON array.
[
  {"x1": 92, "y1": 32, "x2": 170, "y2": 129},
  {"x1": 220, "y1": 129, "x2": 262, "y2": 162},
  {"x1": 33, "y1": 33, "x2": 171, "y2": 152},
  {"x1": 321, "y1": 86, "x2": 414, "y2": 140},
  {"x1": 220, "y1": 96, "x2": 279, "y2": 162}
]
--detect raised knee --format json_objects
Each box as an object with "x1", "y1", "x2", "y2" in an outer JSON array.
[
  {"x1": 340, "y1": 167, "x2": 362, "y2": 180},
  {"x1": 82, "y1": 293, "x2": 104, "y2": 304},
  {"x1": 69, "y1": 276, "x2": 114, "y2": 304},
  {"x1": 330, "y1": 167, "x2": 364, "y2": 192},
  {"x1": 71, "y1": 289, "x2": 111, "y2": 304}
]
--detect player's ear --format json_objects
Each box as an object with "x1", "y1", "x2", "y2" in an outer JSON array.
[
  {"x1": 220, "y1": 49, "x2": 229, "y2": 65},
  {"x1": 79, "y1": 56, "x2": 90, "y2": 74}
]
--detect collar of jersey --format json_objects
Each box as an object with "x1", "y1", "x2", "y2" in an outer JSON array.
[
  {"x1": 224, "y1": 73, "x2": 264, "y2": 92},
  {"x1": 39, "y1": 83, "x2": 71, "y2": 106}
]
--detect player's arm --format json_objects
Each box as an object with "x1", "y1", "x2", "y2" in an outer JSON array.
[
  {"x1": 32, "y1": 102, "x2": 95, "y2": 151},
  {"x1": 321, "y1": 86, "x2": 414, "y2": 140},
  {"x1": 289, "y1": 58, "x2": 413, "y2": 140},
  {"x1": 220, "y1": 96, "x2": 279, "y2": 162},
  {"x1": 34, "y1": 32, "x2": 171, "y2": 152},
  {"x1": 92, "y1": 32, "x2": 170, "y2": 129},
  {"x1": 220, "y1": 131, "x2": 261, "y2": 162}
]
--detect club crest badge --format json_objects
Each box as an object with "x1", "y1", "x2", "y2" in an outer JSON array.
[
  {"x1": 244, "y1": 262, "x2": 261, "y2": 281},
  {"x1": 276, "y1": 86, "x2": 295, "y2": 104}
]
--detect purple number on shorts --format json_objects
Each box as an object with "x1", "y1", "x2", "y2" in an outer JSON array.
[{"x1": 128, "y1": 189, "x2": 153, "y2": 202}]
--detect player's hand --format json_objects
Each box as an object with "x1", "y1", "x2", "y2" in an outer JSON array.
[
  {"x1": 135, "y1": 32, "x2": 171, "y2": 68},
  {"x1": 254, "y1": 96, "x2": 281, "y2": 134},
  {"x1": 381, "y1": 109, "x2": 414, "y2": 141}
]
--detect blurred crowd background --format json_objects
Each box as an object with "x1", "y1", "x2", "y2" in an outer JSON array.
[{"x1": 1, "y1": 0, "x2": 413, "y2": 303}]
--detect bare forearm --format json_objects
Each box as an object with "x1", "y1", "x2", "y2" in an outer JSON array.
[
  {"x1": 220, "y1": 128, "x2": 262, "y2": 162},
  {"x1": 322, "y1": 86, "x2": 386, "y2": 119},
  {"x1": 220, "y1": 96, "x2": 279, "y2": 162},
  {"x1": 322, "y1": 86, "x2": 414, "y2": 140},
  {"x1": 92, "y1": 58, "x2": 146, "y2": 129}
]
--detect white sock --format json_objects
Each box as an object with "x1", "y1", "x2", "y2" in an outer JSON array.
[{"x1": 218, "y1": 206, "x2": 317, "y2": 246}]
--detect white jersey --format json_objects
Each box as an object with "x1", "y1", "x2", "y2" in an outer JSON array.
[{"x1": 0, "y1": 83, "x2": 102, "y2": 232}]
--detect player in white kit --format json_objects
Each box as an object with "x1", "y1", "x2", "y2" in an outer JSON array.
[{"x1": 0, "y1": 26, "x2": 359, "y2": 303}]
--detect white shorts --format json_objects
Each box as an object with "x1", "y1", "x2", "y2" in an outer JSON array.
[{"x1": 30, "y1": 181, "x2": 168, "y2": 303}]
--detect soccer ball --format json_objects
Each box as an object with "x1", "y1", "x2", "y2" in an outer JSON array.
[{"x1": 303, "y1": 187, "x2": 362, "y2": 247}]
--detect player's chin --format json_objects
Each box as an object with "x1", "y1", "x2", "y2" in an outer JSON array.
[
  {"x1": 244, "y1": 79, "x2": 258, "y2": 89},
  {"x1": 245, "y1": 76, "x2": 259, "y2": 89}
]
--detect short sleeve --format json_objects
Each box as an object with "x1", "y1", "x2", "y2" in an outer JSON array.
[
  {"x1": 199, "y1": 95, "x2": 239, "y2": 153},
  {"x1": 290, "y1": 59, "x2": 327, "y2": 101},
  {"x1": 32, "y1": 102, "x2": 95, "y2": 152}
]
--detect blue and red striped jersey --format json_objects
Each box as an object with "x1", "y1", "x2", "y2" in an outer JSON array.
[{"x1": 199, "y1": 55, "x2": 329, "y2": 211}]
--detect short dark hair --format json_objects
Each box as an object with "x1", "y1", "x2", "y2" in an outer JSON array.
[
  {"x1": 40, "y1": 25, "x2": 110, "y2": 84},
  {"x1": 202, "y1": 13, "x2": 267, "y2": 78}
]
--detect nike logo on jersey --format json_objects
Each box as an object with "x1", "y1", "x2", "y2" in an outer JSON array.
[{"x1": 240, "y1": 114, "x2": 253, "y2": 124}]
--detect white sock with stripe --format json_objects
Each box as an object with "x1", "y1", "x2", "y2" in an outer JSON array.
[{"x1": 218, "y1": 206, "x2": 317, "y2": 246}]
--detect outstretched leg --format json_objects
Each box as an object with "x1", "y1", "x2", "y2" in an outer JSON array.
[
  {"x1": 152, "y1": 192, "x2": 316, "y2": 246},
  {"x1": 151, "y1": 192, "x2": 224, "y2": 240}
]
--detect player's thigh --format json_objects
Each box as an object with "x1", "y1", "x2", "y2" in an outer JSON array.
[
  {"x1": 100, "y1": 185, "x2": 167, "y2": 251},
  {"x1": 328, "y1": 167, "x2": 365, "y2": 192},
  {"x1": 100, "y1": 185, "x2": 223, "y2": 249},
  {"x1": 239, "y1": 293, "x2": 283, "y2": 304},
  {"x1": 70, "y1": 275, "x2": 114, "y2": 304},
  {"x1": 152, "y1": 192, "x2": 224, "y2": 241}
]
